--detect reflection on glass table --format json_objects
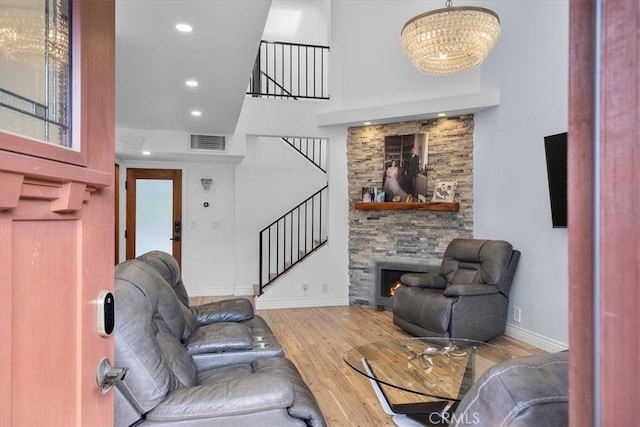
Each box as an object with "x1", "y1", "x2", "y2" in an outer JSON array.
[{"x1": 344, "y1": 338, "x2": 511, "y2": 426}]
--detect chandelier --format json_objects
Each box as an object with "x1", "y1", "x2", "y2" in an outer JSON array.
[
  {"x1": 0, "y1": 5, "x2": 69, "y2": 65},
  {"x1": 400, "y1": 0, "x2": 500, "y2": 75}
]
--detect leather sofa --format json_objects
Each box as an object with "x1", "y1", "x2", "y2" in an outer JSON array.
[
  {"x1": 452, "y1": 352, "x2": 569, "y2": 426},
  {"x1": 393, "y1": 239, "x2": 520, "y2": 341},
  {"x1": 136, "y1": 250, "x2": 283, "y2": 369},
  {"x1": 114, "y1": 259, "x2": 326, "y2": 426}
]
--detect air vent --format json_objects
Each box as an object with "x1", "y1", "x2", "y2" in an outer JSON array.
[{"x1": 190, "y1": 134, "x2": 226, "y2": 152}]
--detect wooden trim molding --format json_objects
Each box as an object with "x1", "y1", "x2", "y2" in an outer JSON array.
[
  {"x1": 0, "y1": 150, "x2": 109, "y2": 212},
  {"x1": 354, "y1": 202, "x2": 459, "y2": 212}
]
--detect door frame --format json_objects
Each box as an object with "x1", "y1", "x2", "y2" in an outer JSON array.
[{"x1": 125, "y1": 168, "x2": 182, "y2": 266}]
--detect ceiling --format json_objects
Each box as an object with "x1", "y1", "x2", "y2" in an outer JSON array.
[{"x1": 115, "y1": 0, "x2": 272, "y2": 136}]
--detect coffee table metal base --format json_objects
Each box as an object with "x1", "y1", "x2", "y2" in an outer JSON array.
[{"x1": 362, "y1": 358, "x2": 456, "y2": 426}]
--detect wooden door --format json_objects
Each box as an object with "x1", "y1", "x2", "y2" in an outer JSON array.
[
  {"x1": 125, "y1": 168, "x2": 182, "y2": 266},
  {"x1": 568, "y1": 0, "x2": 640, "y2": 425},
  {"x1": 0, "y1": 1, "x2": 116, "y2": 425}
]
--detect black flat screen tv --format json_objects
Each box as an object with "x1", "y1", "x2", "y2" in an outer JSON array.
[{"x1": 543, "y1": 132, "x2": 568, "y2": 228}]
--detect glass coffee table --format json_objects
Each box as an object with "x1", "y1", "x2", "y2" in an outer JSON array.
[{"x1": 344, "y1": 338, "x2": 511, "y2": 426}]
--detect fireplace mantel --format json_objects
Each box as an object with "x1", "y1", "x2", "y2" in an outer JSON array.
[{"x1": 354, "y1": 201, "x2": 459, "y2": 212}]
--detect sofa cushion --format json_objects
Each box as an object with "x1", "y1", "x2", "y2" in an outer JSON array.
[
  {"x1": 192, "y1": 298, "x2": 254, "y2": 325},
  {"x1": 440, "y1": 239, "x2": 514, "y2": 286},
  {"x1": 452, "y1": 352, "x2": 569, "y2": 426},
  {"x1": 401, "y1": 273, "x2": 446, "y2": 289},
  {"x1": 186, "y1": 322, "x2": 253, "y2": 355},
  {"x1": 114, "y1": 278, "x2": 181, "y2": 413},
  {"x1": 393, "y1": 286, "x2": 452, "y2": 335},
  {"x1": 146, "y1": 374, "x2": 295, "y2": 422},
  {"x1": 253, "y1": 357, "x2": 327, "y2": 427}
]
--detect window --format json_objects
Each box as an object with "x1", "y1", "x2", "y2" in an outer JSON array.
[{"x1": 0, "y1": 0, "x2": 71, "y2": 147}]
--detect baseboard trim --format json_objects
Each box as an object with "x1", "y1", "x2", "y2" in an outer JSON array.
[
  {"x1": 505, "y1": 323, "x2": 568, "y2": 353},
  {"x1": 234, "y1": 286, "x2": 255, "y2": 297},
  {"x1": 186, "y1": 288, "x2": 256, "y2": 297},
  {"x1": 255, "y1": 296, "x2": 349, "y2": 310}
]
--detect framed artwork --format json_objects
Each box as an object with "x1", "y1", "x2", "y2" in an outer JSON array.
[
  {"x1": 382, "y1": 132, "x2": 428, "y2": 202},
  {"x1": 432, "y1": 180, "x2": 457, "y2": 202}
]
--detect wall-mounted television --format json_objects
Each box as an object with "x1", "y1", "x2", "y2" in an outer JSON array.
[{"x1": 543, "y1": 132, "x2": 568, "y2": 228}]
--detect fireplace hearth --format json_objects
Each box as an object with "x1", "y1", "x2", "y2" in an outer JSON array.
[{"x1": 371, "y1": 259, "x2": 438, "y2": 310}]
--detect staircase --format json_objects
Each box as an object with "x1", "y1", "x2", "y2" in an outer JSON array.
[
  {"x1": 250, "y1": 40, "x2": 330, "y2": 296},
  {"x1": 257, "y1": 138, "x2": 328, "y2": 296}
]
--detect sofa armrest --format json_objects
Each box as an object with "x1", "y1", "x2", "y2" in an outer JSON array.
[
  {"x1": 443, "y1": 283, "x2": 499, "y2": 297},
  {"x1": 185, "y1": 322, "x2": 253, "y2": 355},
  {"x1": 400, "y1": 273, "x2": 447, "y2": 289},
  {"x1": 146, "y1": 374, "x2": 294, "y2": 422},
  {"x1": 193, "y1": 298, "x2": 254, "y2": 325}
]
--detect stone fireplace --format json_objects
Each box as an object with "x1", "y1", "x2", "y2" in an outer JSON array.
[
  {"x1": 372, "y1": 259, "x2": 437, "y2": 310},
  {"x1": 348, "y1": 117, "x2": 474, "y2": 307}
]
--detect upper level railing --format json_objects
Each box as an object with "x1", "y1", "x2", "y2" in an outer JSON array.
[{"x1": 248, "y1": 40, "x2": 330, "y2": 100}]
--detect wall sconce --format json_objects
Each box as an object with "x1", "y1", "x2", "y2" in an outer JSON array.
[{"x1": 201, "y1": 178, "x2": 213, "y2": 192}]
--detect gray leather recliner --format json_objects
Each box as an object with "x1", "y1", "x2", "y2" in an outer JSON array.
[
  {"x1": 393, "y1": 239, "x2": 520, "y2": 341},
  {"x1": 452, "y1": 352, "x2": 569, "y2": 426},
  {"x1": 114, "y1": 259, "x2": 326, "y2": 427},
  {"x1": 136, "y1": 250, "x2": 283, "y2": 369}
]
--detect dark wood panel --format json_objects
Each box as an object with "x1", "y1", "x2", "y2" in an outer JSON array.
[
  {"x1": 354, "y1": 202, "x2": 459, "y2": 212},
  {"x1": 568, "y1": 1, "x2": 595, "y2": 425},
  {"x1": 599, "y1": 0, "x2": 640, "y2": 424},
  {"x1": 568, "y1": 0, "x2": 640, "y2": 425}
]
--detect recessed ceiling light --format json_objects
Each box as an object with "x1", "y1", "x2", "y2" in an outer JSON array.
[
  {"x1": 191, "y1": 110, "x2": 202, "y2": 117},
  {"x1": 185, "y1": 80, "x2": 198, "y2": 87},
  {"x1": 142, "y1": 151, "x2": 151, "y2": 156},
  {"x1": 363, "y1": 121, "x2": 372, "y2": 125},
  {"x1": 437, "y1": 113, "x2": 447, "y2": 117},
  {"x1": 176, "y1": 23, "x2": 193, "y2": 33}
]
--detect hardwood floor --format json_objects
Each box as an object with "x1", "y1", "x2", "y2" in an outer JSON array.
[{"x1": 190, "y1": 300, "x2": 545, "y2": 426}]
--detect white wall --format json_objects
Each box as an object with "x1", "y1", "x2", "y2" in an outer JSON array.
[
  {"x1": 263, "y1": 0, "x2": 330, "y2": 45},
  {"x1": 326, "y1": 0, "x2": 481, "y2": 110},
  {"x1": 232, "y1": 97, "x2": 350, "y2": 308},
  {"x1": 116, "y1": 159, "x2": 238, "y2": 296},
  {"x1": 474, "y1": 1, "x2": 569, "y2": 348}
]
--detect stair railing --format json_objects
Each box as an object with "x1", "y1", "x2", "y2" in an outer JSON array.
[
  {"x1": 282, "y1": 137, "x2": 326, "y2": 173},
  {"x1": 248, "y1": 40, "x2": 330, "y2": 100},
  {"x1": 258, "y1": 185, "x2": 328, "y2": 295}
]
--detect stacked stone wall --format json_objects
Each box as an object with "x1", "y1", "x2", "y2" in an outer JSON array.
[{"x1": 348, "y1": 116, "x2": 474, "y2": 305}]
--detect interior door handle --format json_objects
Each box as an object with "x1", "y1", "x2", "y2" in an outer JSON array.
[
  {"x1": 170, "y1": 236, "x2": 181, "y2": 242},
  {"x1": 96, "y1": 357, "x2": 128, "y2": 393}
]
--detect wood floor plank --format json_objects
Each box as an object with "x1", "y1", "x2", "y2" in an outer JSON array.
[{"x1": 189, "y1": 300, "x2": 544, "y2": 426}]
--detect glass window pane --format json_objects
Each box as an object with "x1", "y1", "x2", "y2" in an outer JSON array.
[
  {"x1": 135, "y1": 180, "x2": 174, "y2": 256},
  {"x1": 0, "y1": 0, "x2": 71, "y2": 147}
]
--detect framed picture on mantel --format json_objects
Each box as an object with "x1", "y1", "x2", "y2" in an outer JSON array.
[
  {"x1": 382, "y1": 132, "x2": 428, "y2": 202},
  {"x1": 432, "y1": 180, "x2": 457, "y2": 202}
]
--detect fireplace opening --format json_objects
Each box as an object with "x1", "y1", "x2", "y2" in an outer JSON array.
[
  {"x1": 380, "y1": 269, "x2": 406, "y2": 298},
  {"x1": 376, "y1": 268, "x2": 416, "y2": 310},
  {"x1": 372, "y1": 259, "x2": 433, "y2": 310}
]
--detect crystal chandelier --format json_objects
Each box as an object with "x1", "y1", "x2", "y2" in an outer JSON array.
[
  {"x1": 0, "y1": 5, "x2": 69, "y2": 65},
  {"x1": 400, "y1": 0, "x2": 500, "y2": 75}
]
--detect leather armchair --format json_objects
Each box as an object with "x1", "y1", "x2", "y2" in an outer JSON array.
[
  {"x1": 452, "y1": 352, "x2": 568, "y2": 426},
  {"x1": 393, "y1": 239, "x2": 520, "y2": 341},
  {"x1": 136, "y1": 251, "x2": 283, "y2": 369},
  {"x1": 114, "y1": 259, "x2": 326, "y2": 427}
]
